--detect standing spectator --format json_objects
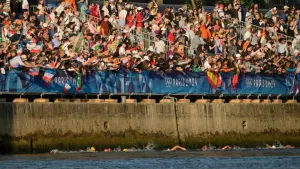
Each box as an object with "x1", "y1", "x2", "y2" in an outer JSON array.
[
  {"x1": 126, "y1": 10, "x2": 134, "y2": 28},
  {"x1": 118, "y1": 6, "x2": 127, "y2": 28},
  {"x1": 136, "y1": 7, "x2": 143, "y2": 34},
  {"x1": 102, "y1": 1, "x2": 110, "y2": 17},
  {"x1": 277, "y1": 39, "x2": 288, "y2": 55},
  {"x1": 167, "y1": 27, "x2": 175, "y2": 44},
  {"x1": 65, "y1": 0, "x2": 77, "y2": 12},
  {"x1": 108, "y1": 0, "x2": 116, "y2": 16},
  {"x1": 154, "y1": 36, "x2": 165, "y2": 54},
  {"x1": 99, "y1": 16, "x2": 110, "y2": 37}
]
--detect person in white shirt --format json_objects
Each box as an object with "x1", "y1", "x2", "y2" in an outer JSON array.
[
  {"x1": 119, "y1": 42, "x2": 126, "y2": 56},
  {"x1": 56, "y1": 1, "x2": 66, "y2": 16},
  {"x1": 109, "y1": 13, "x2": 118, "y2": 29},
  {"x1": 119, "y1": 7, "x2": 127, "y2": 28},
  {"x1": 22, "y1": 0, "x2": 29, "y2": 10},
  {"x1": 154, "y1": 37, "x2": 166, "y2": 54},
  {"x1": 49, "y1": 8, "x2": 56, "y2": 23},
  {"x1": 102, "y1": 1, "x2": 110, "y2": 16},
  {"x1": 204, "y1": 57, "x2": 212, "y2": 70},
  {"x1": 244, "y1": 26, "x2": 252, "y2": 41},
  {"x1": 64, "y1": 7, "x2": 74, "y2": 25},
  {"x1": 186, "y1": 25, "x2": 195, "y2": 42}
]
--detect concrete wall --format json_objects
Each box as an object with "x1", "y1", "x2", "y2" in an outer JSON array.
[
  {"x1": 176, "y1": 103, "x2": 300, "y2": 147},
  {"x1": 0, "y1": 103, "x2": 177, "y2": 137},
  {"x1": 1, "y1": 103, "x2": 300, "y2": 153},
  {"x1": 176, "y1": 103, "x2": 300, "y2": 135}
]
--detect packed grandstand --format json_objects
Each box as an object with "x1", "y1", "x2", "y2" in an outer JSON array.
[{"x1": 0, "y1": 0, "x2": 299, "y2": 96}]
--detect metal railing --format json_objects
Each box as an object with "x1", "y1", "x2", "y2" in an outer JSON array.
[
  {"x1": 29, "y1": 4, "x2": 300, "y2": 54},
  {"x1": 222, "y1": 16, "x2": 300, "y2": 51},
  {"x1": 129, "y1": 29, "x2": 196, "y2": 58}
]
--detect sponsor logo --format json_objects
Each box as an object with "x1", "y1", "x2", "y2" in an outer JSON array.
[
  {"x1": 165, "y1": 78, "x2": 198, "y2": 87},
  {"x1": 245, "y1": 78, "x2": 276, "y2": 88}
]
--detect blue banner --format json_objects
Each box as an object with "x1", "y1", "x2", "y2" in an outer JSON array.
[{"x1": 0, "y1": 69, "x2": 299, "y2": 95}]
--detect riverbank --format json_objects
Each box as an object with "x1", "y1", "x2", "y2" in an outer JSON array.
[{"x1": 1, "y1": 103, "x2": 300, "y2": 153}]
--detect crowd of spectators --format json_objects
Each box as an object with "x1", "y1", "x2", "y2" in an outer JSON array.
[{"x1": 0, "y1": 0, "x2": 300, "y2": 77}]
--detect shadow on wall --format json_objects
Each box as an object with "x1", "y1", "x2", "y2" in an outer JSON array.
[{"x1": 0, "y1": 103, "x2": 14, "y2": 154}]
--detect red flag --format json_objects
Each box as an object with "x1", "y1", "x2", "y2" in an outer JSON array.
[
  {"x1": 232, "y1": 74, "x2": 239, "y2": 91},
  {"x1": 206, "y1": 71, "x2": 222, "y2": 89}
]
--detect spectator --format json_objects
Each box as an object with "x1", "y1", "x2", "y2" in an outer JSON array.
[{"x1": 0, "y1": 0, "x2": 299, "y2": 83}]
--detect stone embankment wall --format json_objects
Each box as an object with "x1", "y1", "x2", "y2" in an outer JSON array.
[{"x1": 0, "y1": 103, "x2": 300, "y2": 153}]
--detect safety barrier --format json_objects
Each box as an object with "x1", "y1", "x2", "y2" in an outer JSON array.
[
  {"x1": 222, "y1": 16, "x2": 300, "y2": 50},
  {"x1": 129, "y1": 29, "x2": 196, "y2": 58}
]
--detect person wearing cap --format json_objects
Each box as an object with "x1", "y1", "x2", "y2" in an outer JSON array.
[
  {"x1": 281, "y1": 6, "x2": 289, "y2": 22},
  {"x1": 136, "y1": 7, "x2": 143, "y2": 33},
  {"x1": 265, "y1": 7, "x2": 276, "y2": 19}
]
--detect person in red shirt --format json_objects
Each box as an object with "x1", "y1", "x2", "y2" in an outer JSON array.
[
  {"x1": 167, "y1": 28, "x2": 175, "y2": 44},
  {"x1": 126, "y1": 10, "x2": 135, "y2": 28},
  {"x1": 100, "y1": 16, "x2": 109, "y2": 37},
  {"x1": 136, "y1": 7, "x2": 143, "y2": 33},
  {"x1": 89, "y1": 3, "x2": 100, "y2": 22}
]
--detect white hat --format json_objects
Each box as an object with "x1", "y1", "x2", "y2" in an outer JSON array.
[
  {"x1": 236, "y1": 54, "x2": 241, "y2": 58},
  {"x1": 294, "y1": 50, "x2": 300, "y2": 55},
  {"x1": 161, "y1": 27, "x2": 167, "y2": 31},
  {"x1": 109, "y1": 0, "x2": 114, "y2": 2},
  {"x1": 143, "y1": 56, "x2": 150, "y2": 61},
  {"x1": 272, "y1": 7, "x2": 277, "y2": 11},
  {"x1": 283, "y1": 6, "x2": 289, "y2": 9},
  {"x1": 21, "y1": 55, "x2": 27, "y2": 60},
  {"x1": 42, "y1": 23, "x2": 48, "y2": 28},
  {"x1": 123, "y1": 29, "x2": 129, "y2": 33},
  {"x1": 137, "y1": 7, "x2": 143, "y2": 10}
]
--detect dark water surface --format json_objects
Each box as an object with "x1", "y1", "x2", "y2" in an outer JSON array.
[{"x1": 1, "y1": 150, "x2": 300, "y2": 169}]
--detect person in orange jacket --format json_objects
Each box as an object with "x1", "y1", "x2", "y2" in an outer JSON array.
[
  {"x1": 65, "y1": 0, "x2": 77, "y2": 12},
  {"x1": 199, "y1": 22, "x2": 211, "y2": 41}
]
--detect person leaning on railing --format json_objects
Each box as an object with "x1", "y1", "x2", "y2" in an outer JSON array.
[{"x1": 1, "y1": 0, "x2": 300, "y2": 79}]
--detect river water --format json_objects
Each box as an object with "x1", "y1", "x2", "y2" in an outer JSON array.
[{"x1": 1, "y1": 149, "x2": 300, "y2": 169}]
